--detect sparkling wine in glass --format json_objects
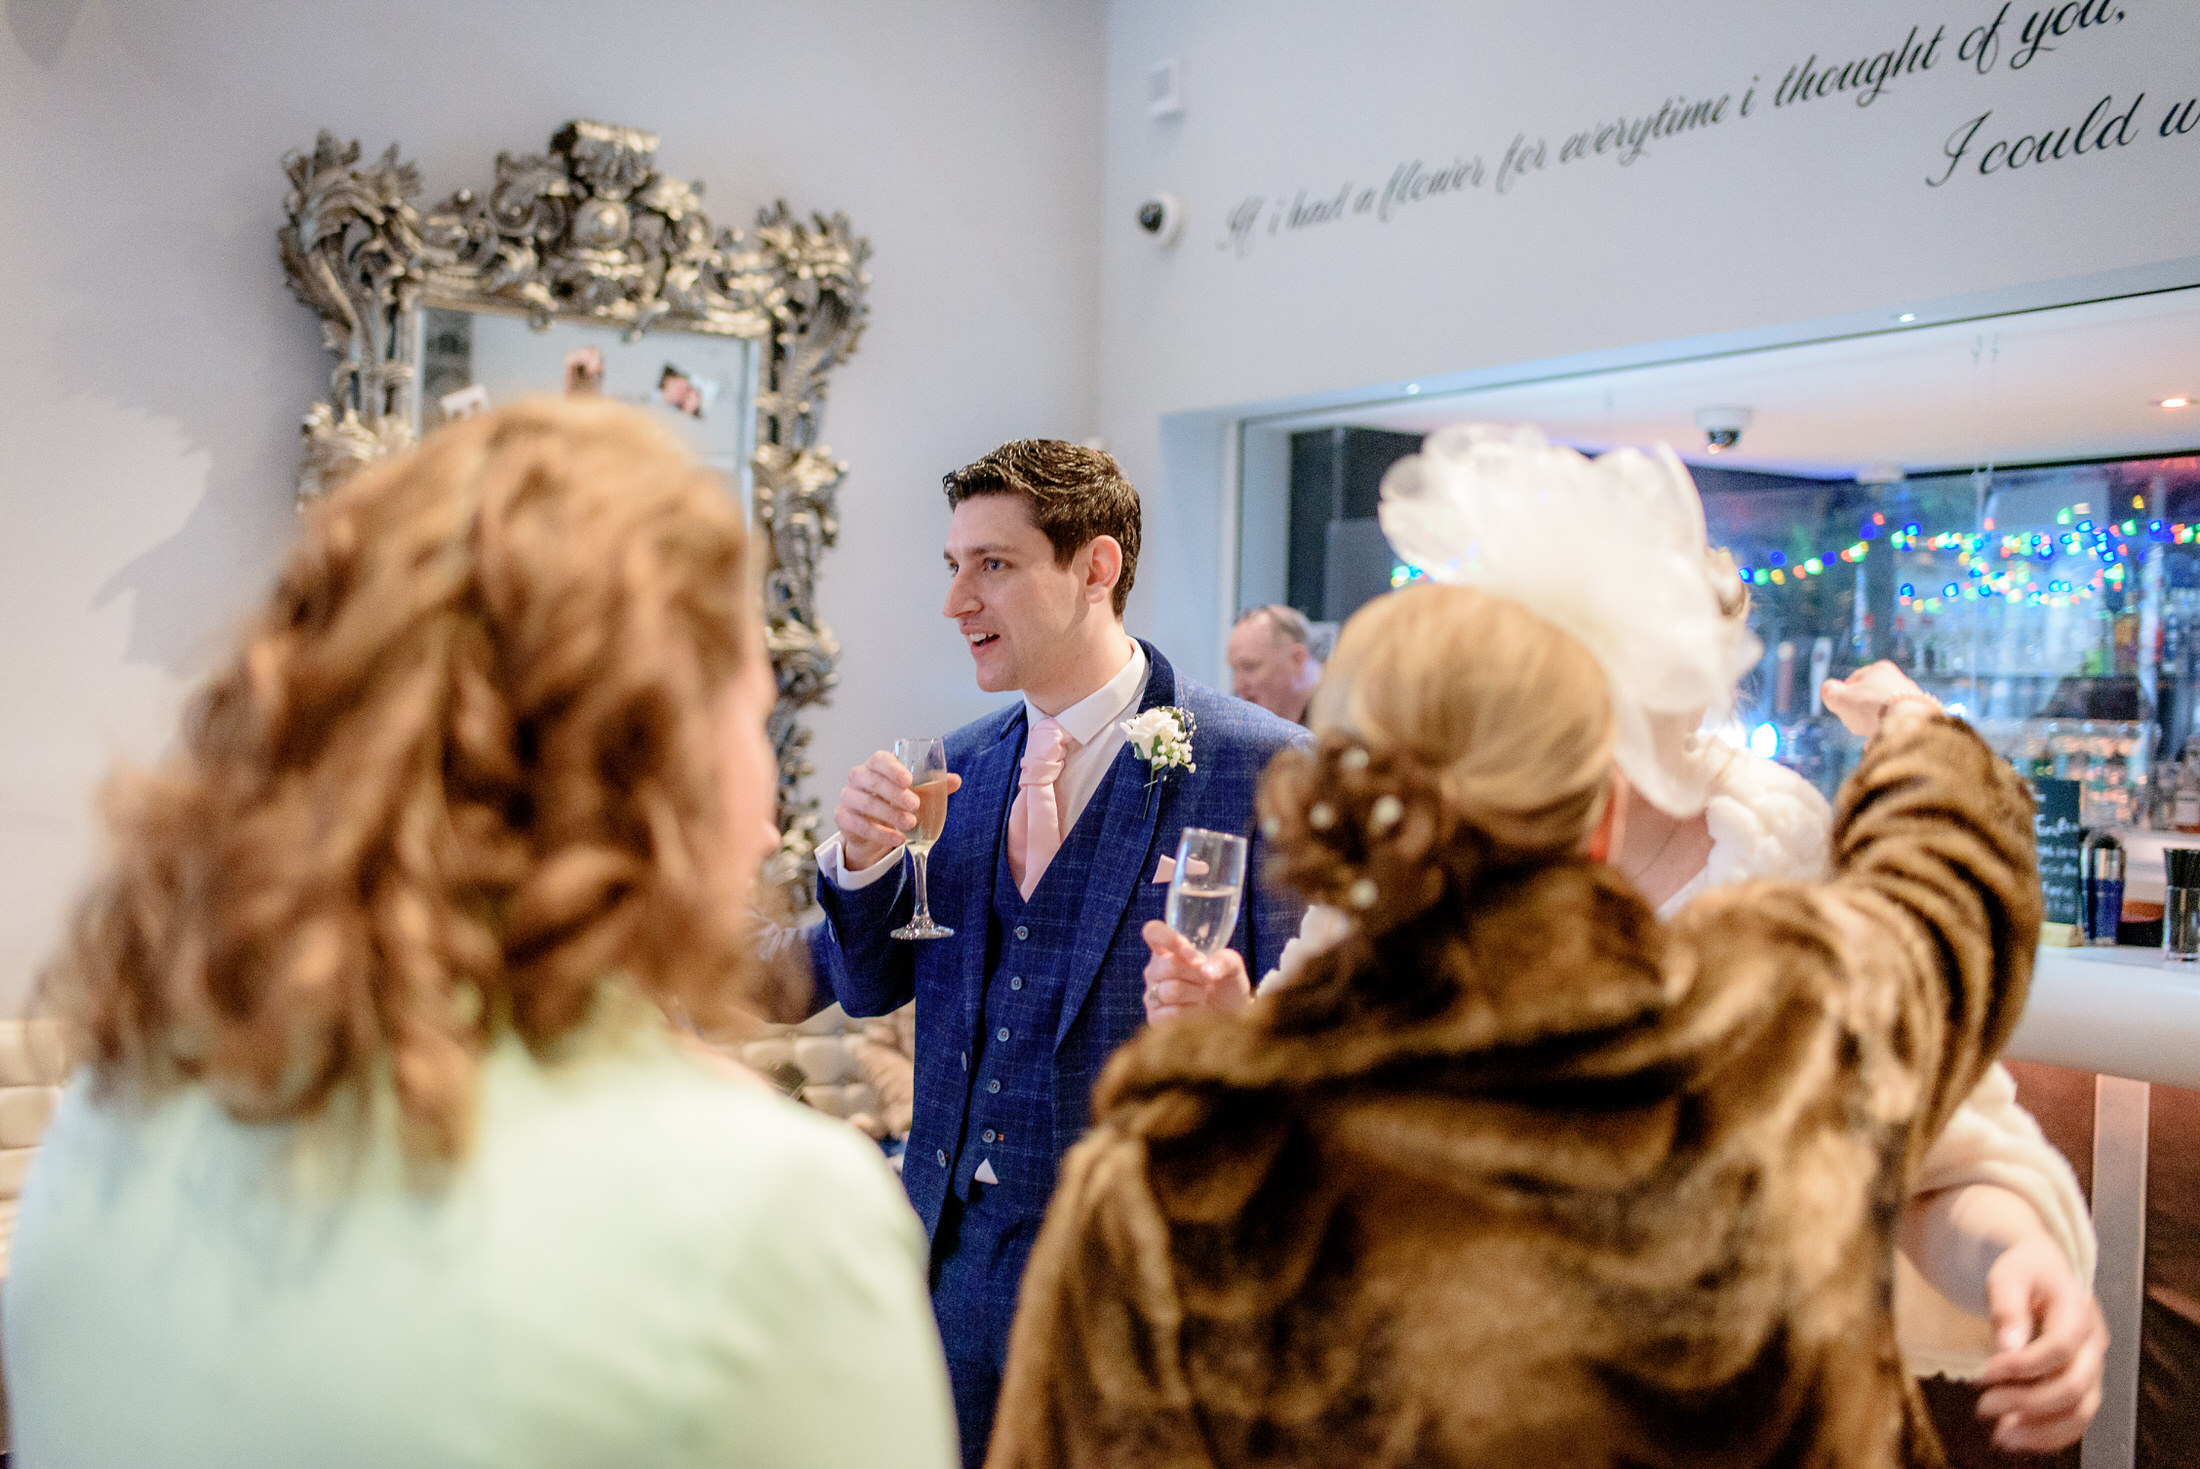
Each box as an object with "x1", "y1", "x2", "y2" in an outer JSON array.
[
  {"x1": 1165, "y1": 827, "x2": 1248, "y2": 955},
  {"x1": 891, "y1": 737, "x2": 955, "y2": 941}
]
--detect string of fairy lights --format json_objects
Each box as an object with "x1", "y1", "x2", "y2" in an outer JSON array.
[
  {"x1": 1387, "y1": 495, "x2": 2190, "y2": 611},
  {"x1": 1732, "y1": 497, "x2": 2191, "y2": 614}
]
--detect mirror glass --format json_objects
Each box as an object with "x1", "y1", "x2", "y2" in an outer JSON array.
[
  {"x1": 413, "y1": 306, "x2": 759, "y2": 509},
  {"x1": 1240, "y1": 289, "x2": 2200, "y2": 809}
]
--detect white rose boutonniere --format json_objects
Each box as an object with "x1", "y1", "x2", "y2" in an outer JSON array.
[{"x1": 1123, "y1": 706, "x2": 1197, "y2": 810}]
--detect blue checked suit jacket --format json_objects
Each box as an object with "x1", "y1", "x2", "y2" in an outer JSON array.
[{"x1": 813, "y1": 643, "x2": 1308, "y2": 1240}]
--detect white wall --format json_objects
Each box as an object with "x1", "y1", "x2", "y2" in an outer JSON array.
[
  {"x1": 0, "y1": 0, "x2": 1104, "y2": 1012},
  {"x1": 1102, "y1": 0, "x2": 2200, "y2": 680}
]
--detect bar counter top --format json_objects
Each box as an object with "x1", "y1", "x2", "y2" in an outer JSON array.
[{"x1": 2007, "y1": 943, "x2": 2200, "y2": 1088}]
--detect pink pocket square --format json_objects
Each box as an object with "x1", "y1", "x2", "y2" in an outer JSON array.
[{"x1": 1151, "y1": 855, "x2": 1175, "y2": 884}]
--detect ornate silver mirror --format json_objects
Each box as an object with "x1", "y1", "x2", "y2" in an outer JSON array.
[{"x1": 279, "y1": 121, "x2": 869, "y2": 904}]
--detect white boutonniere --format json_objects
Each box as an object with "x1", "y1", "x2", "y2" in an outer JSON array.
[{"x1": 1123, "y1": 706, "x2": 1196, "y2": 810}]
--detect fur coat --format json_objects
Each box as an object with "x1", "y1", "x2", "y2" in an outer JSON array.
[
  {"x1": 1268, "y1": 742, "x2": 2092, "y2": 1382},
  {"x1": 986, "y1": 712, "x2": 2039, "y2": 1468}
]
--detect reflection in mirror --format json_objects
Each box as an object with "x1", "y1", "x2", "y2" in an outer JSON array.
[{"x1": 415, "y1": 308, "x2": 758, "y2": 509}]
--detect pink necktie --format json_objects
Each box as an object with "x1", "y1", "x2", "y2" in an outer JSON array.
[{"x1": 1008, "y1": 716, "x2": 1076, "y2": 900}]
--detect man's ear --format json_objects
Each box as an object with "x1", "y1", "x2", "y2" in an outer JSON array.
[{"x1": 1081, "y1": 535, "x2": 1123, "y2": 608}]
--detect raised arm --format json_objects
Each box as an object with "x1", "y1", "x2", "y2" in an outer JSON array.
[
  {"x1": 811, "y1": 749, "x2": 951, "y2": 1018},
  {"x1": 1818, "y1": 663, "x2": 2041, "y2": 1165}
]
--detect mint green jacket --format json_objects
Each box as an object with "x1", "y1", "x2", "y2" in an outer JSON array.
[{"x1": 4, "y1": 1016, "x2": 958, "y2": 1468}]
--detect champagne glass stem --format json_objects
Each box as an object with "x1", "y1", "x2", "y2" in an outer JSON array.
[{"x1": 910, "y1": 847, "x2": 935, "y2": 929}]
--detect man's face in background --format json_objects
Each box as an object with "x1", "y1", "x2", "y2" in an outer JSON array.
[{"x1": 1227, "y1": 615, "x2": 1316, "y2": 723}]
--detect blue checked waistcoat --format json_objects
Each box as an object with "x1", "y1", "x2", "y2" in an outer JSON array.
[{"x1": 813, "y1": 643, "x2": 1309, "y2": 1239}]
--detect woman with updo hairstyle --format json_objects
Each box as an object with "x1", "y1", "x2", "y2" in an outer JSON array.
[
  {"x1": 986, "y1": 570, "x2": 2040, "y2": 1467},
  {"x1": 5, "y1": 399, "x2": 957, "y2": 1468}
]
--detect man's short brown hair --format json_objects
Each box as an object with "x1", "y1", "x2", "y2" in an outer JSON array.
[{"x1": 943, "y1": 440, "x2": 1141, "y2": 616}]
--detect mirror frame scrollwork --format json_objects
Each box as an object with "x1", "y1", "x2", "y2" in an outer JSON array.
[{"x1": 279, "y1": 121, "x2": 870, "y2": 906}]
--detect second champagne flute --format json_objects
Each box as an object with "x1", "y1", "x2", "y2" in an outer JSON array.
[
  {"x1": 1165, "y1": 827, "x2": 1248, "y2": 955},
  {"x1": 890, "y1": 737, "x2": 955, "y2": 941}
]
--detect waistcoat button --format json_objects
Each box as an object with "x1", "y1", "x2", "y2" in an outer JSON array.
[
  {"x1": 936, "y1": 1149, "x2": 948, "y2": 1167},
  {"x1": 997, "y1": 1027, "x2": 1010, "y2": 1042},
  {"x1": 1015, "y1": 925, "x2": 1030, "y2": 940},
  {"x1": 983, "y1": 1129, "x2": 996, "y2": 1143},
  {"x1": 988, "y1": 1079, "x2": 1001, "y2": 1093},
  {"x1": 960, "y1": 1051, "x2": 969, "y2": 1070},
  {"x1": 1010, "y1": 975, "x2": 1024, "y2": 990}
]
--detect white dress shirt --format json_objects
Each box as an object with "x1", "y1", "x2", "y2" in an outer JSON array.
[{"x1": 820, "y1": 640, "x2": 1149, "y2": 890}]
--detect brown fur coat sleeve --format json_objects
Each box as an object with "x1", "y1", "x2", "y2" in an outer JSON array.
[
  {"x1": 1674, "y1": 710, "x2": 2040, "y2": 1175},
  {"x1": 986, "y1": 713, "x2": 2038, "y2": 1469}
]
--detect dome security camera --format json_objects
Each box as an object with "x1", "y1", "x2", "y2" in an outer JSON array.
[
  {"x1": 1694, "y1": 405, "x2": 1754, "y2": 453},
  {"x1": 1137, "y1": 194, "x2": 1183, "y2": 247}
]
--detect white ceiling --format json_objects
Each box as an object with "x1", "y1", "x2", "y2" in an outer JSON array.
[{"x1": 1320, "y1": 286, "x2": 2200, "y2": 479}]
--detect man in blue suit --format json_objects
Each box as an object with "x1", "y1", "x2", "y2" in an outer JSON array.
[{"x1": 812, "y1": 440, "x2": 1305, "y2": 1466}]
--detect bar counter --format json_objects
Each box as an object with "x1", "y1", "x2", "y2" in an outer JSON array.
[{"x1": 2009, "y1": 944, "x2": 2200, "y2": 1089}]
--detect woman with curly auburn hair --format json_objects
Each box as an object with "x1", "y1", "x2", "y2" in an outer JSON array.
[
  {"x1": 986, "y1": 580, "x2": 2041, "y2": 1469},
  {"x1": 4, "y1": 399, "x2": 957, "y2": 1469}
]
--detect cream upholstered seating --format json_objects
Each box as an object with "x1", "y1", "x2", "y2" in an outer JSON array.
[
  {"x1": 0, "y1": 1017, "x2": 65, "y2": 1449},
  {"x1": 732, "y1": 1003, "x2": 915, "y2": 1144},
  {"x1": 0, "y1": 1020, "x2": 63, "y2": 1279},
  {"x1": 0, "y1": 1009, "x2": 904, "y2": 1218}
]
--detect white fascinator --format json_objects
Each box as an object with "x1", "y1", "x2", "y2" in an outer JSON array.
[{"x1": 1378, "y1": 423, "x2": 1762, "y2": 817}]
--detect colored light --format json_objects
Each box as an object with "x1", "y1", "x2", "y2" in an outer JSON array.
[
  {"x1": 1944, "y1": 584, "x2": 1959, "y2": 597},
  {"x1": 1805, "y1": 557, "x2": 1823, "y2": 574},
  {"x1": 2058, "y1": 510, "x2": 2072, "y2": 525},
  {"x1": 1749, "y1": 723, "x2": 1780, "y2": 759},
  {"x1": 1771, "y1": 569, "x2": 1786, "y2": 584},
  {"x1": 1899, "y1": 583, "x2": 1914, "y2": 597},
  {"x1": 2161, "y1": 396, "x2": 2192, "y2": 410},
  {"x1": 1768, "y1": 550, "x2": 1786, "y2": 567}
]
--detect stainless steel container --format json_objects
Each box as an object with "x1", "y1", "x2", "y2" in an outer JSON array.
[{"x1": 2165, "y1": 847, "x2": 2200, "y2": 962}]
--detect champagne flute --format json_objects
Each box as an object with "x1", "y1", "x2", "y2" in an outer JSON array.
[
  {"x1": 891, "y1": 737, "x2": 955, "y2": 941},
  {"x1": 1165, "y1": 828, "x2": 1248, "y2": 955}
]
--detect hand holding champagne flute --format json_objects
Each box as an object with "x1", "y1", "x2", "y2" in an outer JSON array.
[
  {"x1": 831, "y1": 745, "x2": 966, "y2": 868},
  {"x1": 1141, "y1": 828, "x2": 1253, "y2": 1023},
  {"x1": 891, "y1": 738, "x2": 955, "y2": 940},
  {"x1": 1165, "y1": 828, "x2": 1247, "y2": 954},
  {"x1": 830, "y1": 740, "x2": 963, "y2": 939}
]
